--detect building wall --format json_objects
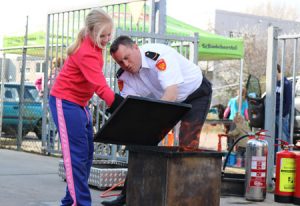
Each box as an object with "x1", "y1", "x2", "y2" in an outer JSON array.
[
  {"x1": 0, "y1": 54, "x2": 44, "y2": 83},
  {"x1": 215, "y1": 9, "x2": 300, "y2": 37}
]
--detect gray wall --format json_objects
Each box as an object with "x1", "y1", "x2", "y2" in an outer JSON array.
[{"x1": 215, "y1": 9, "x2": 300, "y2": 37}]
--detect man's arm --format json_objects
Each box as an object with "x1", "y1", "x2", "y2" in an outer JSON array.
[
  {"x1": 161, "y1": 84, "x2": 178, "y2": 101},
  {"x1": 284, "y1": 79, "x2": 293, "y2": 115}
]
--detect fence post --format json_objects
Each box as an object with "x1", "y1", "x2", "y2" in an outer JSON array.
[
  {"x1": 290, "y1": 39, "x2": 298, "y2": 144},
  {"x1": 265, "y1": 26, "x2": 279, "y2": 191},
  {"x1": 42, "y1": 14, "x2": 51, "y2": 154},
  {"x1": 0, "y1": 53, "x2": 6, "y2": 136},
  {"x1": 157, "y1": 0, "x2": 166, "y2": 35},
  {"x1": 17, "y1": 16, "x2": 29, "y2": 150},
  {"x1": 193, "y1": 32, "x2": 199, "y2": 64}
]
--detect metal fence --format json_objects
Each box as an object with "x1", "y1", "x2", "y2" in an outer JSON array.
[
  {"x1": 0, "y1": 0, "x2": 200, "y2": 163},
  {"x1": 44, "y1": 0, "x2": 199, "y2": 160},
  {"x1": 265, "y1": 26, "x2": 300, "y2": 190},
  {"x1": 0, "y1": 46, "x2": 47, "y2": 153},
  {"x1": 0, "y1": 0, "x2": 166, "y2": 158},
  {"x1": 43, "y1": 0, "x2": 168, "y2": 161}
]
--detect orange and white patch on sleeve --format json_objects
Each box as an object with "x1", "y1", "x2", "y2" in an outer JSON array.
[
  {"x1": 118, "y1": 80, "x2": 124, "y2": 91},
  {"x1": 155, "y1": 59, "x2": 167, "y2": 71}
]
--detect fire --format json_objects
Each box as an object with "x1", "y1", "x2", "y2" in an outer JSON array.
[{"x1": 179, "y1": 144, "x2": 204, "y2": 152}]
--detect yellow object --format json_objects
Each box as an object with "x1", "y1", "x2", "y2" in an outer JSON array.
[{"x1": 279, "y1": 158, "x2": 296, "y2": 192}]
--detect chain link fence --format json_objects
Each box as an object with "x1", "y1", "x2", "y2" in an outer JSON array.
[
  {"x1": 0, "y1": 46, "x2": 47, "y2": 153},
  {"x1": 0, "y1": 0, "x2": 160, "y2": 158},
  {"x1": 0, "y1": 0, "x2": 195, "y2": 160}
]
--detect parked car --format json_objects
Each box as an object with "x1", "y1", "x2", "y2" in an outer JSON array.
[{"x1": 1, "y1": 82, "x2": 42, "y2": 139}]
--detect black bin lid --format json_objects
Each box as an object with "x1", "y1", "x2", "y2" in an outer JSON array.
[{"x1": 94, "y1": 95, "x2": 191, "y2": 146}]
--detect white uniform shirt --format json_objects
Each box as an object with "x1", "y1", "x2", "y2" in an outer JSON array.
[{"x1": 118, "y1": 43, "x2": 203, "y2": 102}]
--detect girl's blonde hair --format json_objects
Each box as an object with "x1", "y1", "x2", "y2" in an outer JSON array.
[{"x1": 67, "y1": 8, "x2": 113, "y2": 55}]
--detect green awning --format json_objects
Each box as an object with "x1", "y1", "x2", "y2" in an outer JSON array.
[
  {"x1": 166, "y1": 16, "x2": 244, "y2": 61},
  {"x1": 2, "y1": 16, "x2": 244, "y2": 61}
]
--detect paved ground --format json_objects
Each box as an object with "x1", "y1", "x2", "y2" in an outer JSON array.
[
  {"x1": 0, "y1": 149, "x2": 291, "y2": 206},
  {"x1": 0, "y1": 149, "x2": 117, "y2": 206}
]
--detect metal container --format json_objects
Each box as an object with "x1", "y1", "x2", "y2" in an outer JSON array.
[
  {"x1": 58, "y1": 160, "x2": 127, "y2": 189},
  {"x1": 221, "y1": 173, "x2": 245, "y2": 197},
  {"x1": 245, "y1": 137, "x2": 268, "y2": 201},
  {"x1": 127, "y1": 146, "x2": 222, "y2": 206}
]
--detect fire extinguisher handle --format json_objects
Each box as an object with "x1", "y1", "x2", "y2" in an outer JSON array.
[
  {"x1": 255, "y1": 129, "x2": 269, "y2": 136},
  {"x1": 255, "y1": 130, "x2": 270, "y2": 140},
  {"x1": 276, "y1": 138, "x2": 289, "y2": 145},
  {"x1": 275, "y1": 138, "x2": 293, "y2": 149}
]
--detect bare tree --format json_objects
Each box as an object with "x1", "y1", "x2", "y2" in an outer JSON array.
[
  {"x1": 212, "y1": 3, "x2": 300, "y2": 106},
  {"x1": 244, "y1": 2, "x2": 300, "y2": 83},
  {"x1": 246, "y1": 2, "x2": 300, "y2": 21}
]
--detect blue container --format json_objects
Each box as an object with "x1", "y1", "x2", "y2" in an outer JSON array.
[{"x1": 227, "y1": 152, "x2": 237, "y2": 166}]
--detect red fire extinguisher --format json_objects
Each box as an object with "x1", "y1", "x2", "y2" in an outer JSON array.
[
  {"x1": 294, "y1": 142, "x2": 300, "y2": 205},
  {"x1": 274, "y1": 139, "x2": 296, "y2": 203}
]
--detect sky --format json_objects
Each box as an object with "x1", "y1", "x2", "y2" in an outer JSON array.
[{"x1": 0, "y1": 0, "x2": 300, "y2": 37}]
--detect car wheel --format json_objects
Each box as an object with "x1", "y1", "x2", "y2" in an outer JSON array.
[
  {"x1": 34, "y1": 119, "x2": 42, "y2": 140},
  {"x1": 3, "y1": 126, "x2": 29, "y2": 138}
]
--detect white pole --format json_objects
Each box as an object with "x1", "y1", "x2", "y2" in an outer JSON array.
[
  {"x1": 238, "y1": 59, "x2": 244, "y2": 114},
  {"x1": 0, "y1": 53, "x2": 6, "y2": 136}
]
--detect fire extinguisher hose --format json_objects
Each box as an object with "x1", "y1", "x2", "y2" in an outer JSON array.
[{"x1": 222, "y1": 134, "x2": 249, "y2": 171}]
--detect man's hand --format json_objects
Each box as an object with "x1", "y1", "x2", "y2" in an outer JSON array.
[{"x1": 106, "y1": 94, "x2": 124, "y2": 114}]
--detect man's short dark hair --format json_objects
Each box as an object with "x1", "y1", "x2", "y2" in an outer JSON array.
[
  {"x1": 110, "y1": 35, "x2": 135, "y2": 54},
  {"x1": 277, "y1": 64, "x2": 281, "y2": 73}
]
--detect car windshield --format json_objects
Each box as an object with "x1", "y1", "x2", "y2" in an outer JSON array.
[
  {"x1": 1, "y1": 84, "x2": 41, "y2": 102},
  {"x1": 26, "y1": 86, "x2": 41, "y2": 102}
]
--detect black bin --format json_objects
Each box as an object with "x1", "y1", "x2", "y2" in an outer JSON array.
[{"x1": 248, "y1": 97, "x2": 265, "y2": 128}]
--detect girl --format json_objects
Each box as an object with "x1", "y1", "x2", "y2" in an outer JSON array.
[{"x1": 49, "y1": 8, "x2": 121, "y2": 206}]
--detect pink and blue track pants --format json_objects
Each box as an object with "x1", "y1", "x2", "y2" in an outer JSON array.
[{"x1": 49, "y1": 95, "x2": 94, "y2": 206}]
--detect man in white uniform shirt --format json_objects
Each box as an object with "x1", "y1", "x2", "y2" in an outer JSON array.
[{"x1": 101, "y1": 35, "x2": 212, "y2": 206}]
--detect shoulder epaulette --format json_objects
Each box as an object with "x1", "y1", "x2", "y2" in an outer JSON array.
[
  {"x1": 145, "y1": 51, "x2": 160, "y2": 61},
  {"x1": 116, "y1": 68, "x2": 124, "y2": 79}
]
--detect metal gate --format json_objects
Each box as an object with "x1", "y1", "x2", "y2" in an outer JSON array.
[
  {"x1": 265, "y1": 26, "x2": 300, "y2": 190},
  {"x1": 44, "y1": 0, "x2": 162, "y2": 158},
  {"x1": 43, "y1": 0, "x2": 199, "y2": 163}
]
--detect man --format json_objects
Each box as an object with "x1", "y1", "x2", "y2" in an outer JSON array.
[
  {"x1": 101, "y1": 35, "x2": 212, "y2": 206},
  {"x1": 275, "y1": 64, "x2": 292, "y2": 147}
]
